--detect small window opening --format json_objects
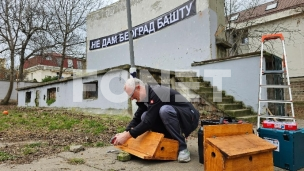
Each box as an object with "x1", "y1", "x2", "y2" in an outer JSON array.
[
  {"x1": 266, "y1": 3, "x2": 278, "y2": 11},
  {"x1": 230, "y1": 13, "x2": 239, "y2": 21},
  {"x1": 47, "y1": 87, "x2": 56, "y2": 101},
  {"x1": 25, "y1": 91, "x2": 31, "y2": 103},
  {"x1": 83, "y1": 81, "x2": 98, "y2": 99},
  {"x1": 46, "y1": 56, "x2": 52, "y2": 60}
]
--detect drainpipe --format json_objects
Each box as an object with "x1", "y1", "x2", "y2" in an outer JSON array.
[{"x1": 126, "y1": 0, "x2": 136, "y2": 78}]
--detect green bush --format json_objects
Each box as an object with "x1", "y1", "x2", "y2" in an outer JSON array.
[
  {"x1": 46, "y1": 99, "x2": 56, "y2": 106},
  {"x1": 42, "y1": 76, "x2": 58, "y2": 82}
]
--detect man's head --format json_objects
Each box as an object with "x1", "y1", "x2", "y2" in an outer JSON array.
[{"x1": 124, "y1": 78, "x2": 146, "y2": 102}]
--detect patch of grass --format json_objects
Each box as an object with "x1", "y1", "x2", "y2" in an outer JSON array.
[
  {"x1": 21, "y1": 142, "x2": 43, "y2": 155},
  {"x1": 63, "y1": 146, "x2": 70, "y2": 151},
  {"x1": 0, "y1": 121, "x2": 10, "y2": 131},
  {"x1": 116, "y1": 126, "x2": 125, "y2": 133},
  {"x1": 48, "y1": 116, "x2": 80, "y2": 130},
  {"x1": 22, "y1": 147, "x2": 36, "y2": 155},
  {"x1": 0, "y1": 109, "x2": 131, "y2": 140},
  {"x1": 95, "y1": 142, "x2": 105, "y2": 147},
  {"x1": 109, "y1": 115, "x2": 131, "y2": 122},
  {"x1": 83, "y1": 142, "x2": 93, "y2": 147},
  {"x1": 82, "y1": 119, "x2": 106, "y2": 135},
  {"x1": 0, "y1": 151, "x2": 15, "y2": 161},
  {"x1": 67, "y1": 158, "x2": 85, "y2": 165},
  {"x1": 26, "y1": 142, "x2": 42, "y2": 148}
]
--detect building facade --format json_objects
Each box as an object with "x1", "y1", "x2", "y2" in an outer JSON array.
[
  {"x1": 18, "y1": 0, "x2": 289, "y2": 114},
  {"x1": 24, "y1": 53, "x2": 86, "y2": 82},
  {"x1": 227, "y1": 0, "x2": 304, "y2": 78},
  {"x1": 86, "y1": 0, "x2": 227, "y2": 72}
]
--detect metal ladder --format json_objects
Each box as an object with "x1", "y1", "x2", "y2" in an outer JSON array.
[{"x1": 257, "y1": 33, "x2": 295, "y2": 129}]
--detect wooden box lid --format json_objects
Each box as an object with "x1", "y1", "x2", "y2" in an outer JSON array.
[
  {"x1": 116, "y1": 131, "x2": 178, "y2": 160},
  {"x1": 206, "y1": 134, "x2": 277, "y2": 159}
]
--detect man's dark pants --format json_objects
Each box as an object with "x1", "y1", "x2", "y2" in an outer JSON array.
[{"x1": 141, "y1": 105, "x2": 187, "y2": 151}]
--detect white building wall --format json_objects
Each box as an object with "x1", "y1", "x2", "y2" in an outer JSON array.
[
  {"x1": 192, "y1": 55, "x2": 267, "y2": 112},
  {"x1": 18, "y1": 70, "x2": 130, "y2": 114},
  {"x1": 0, "y1": 81, "x2": 38, "y2": 101},
  {"x1": 86, "y1": 0, "x2": 220, "y2": 71}
]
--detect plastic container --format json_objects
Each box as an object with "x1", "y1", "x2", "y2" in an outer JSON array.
[
  {"x1": 274, "y1": 122, "x2": 297, "y2": 131},
  {"x1": 262, "y1": 120, "x2": 275, "y2": 129},
  {"x1": 284, "y1": 122, "x2": 297, "y2": 130},
  {"x1": 262, "y1": 120, "x2": 297, "y2": 130},
  {"x1": 258, "y1": 128, "x2": 304, "y2": 171}
]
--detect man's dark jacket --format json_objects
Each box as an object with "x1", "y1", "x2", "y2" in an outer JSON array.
[{"x1": 126, "y1": 85, "x2": 199, "y2": 138}]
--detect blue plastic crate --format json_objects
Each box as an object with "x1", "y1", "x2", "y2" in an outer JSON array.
[{"x1": 258, "y1": 128, "x2": 304, "y2": 171}]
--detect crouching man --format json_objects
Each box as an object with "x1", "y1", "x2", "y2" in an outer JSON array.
[{"x1": 113, "y1": 78, "x2": 199, "y2": 163}]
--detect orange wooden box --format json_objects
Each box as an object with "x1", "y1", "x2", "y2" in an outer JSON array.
[
  {"x1": 115, "y1": 131, "x2": 179, "y2": 160},
  {"x1": 203, "y1": 124, "x2": 277, "y2": 171}
]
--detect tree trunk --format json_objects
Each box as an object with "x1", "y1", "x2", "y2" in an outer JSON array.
[
  {"x1": 58, "y1": 46, "x2": 66, "y2": 79},
  {"x1": 19, "y1": 58, "x2": 24, "y2": 81},
  {"x1": 0, "y1": 52, "x2": 15, "y2": 105}
]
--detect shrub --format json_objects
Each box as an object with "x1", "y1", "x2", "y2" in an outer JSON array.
[{"x1": 42, "y1": 76, "x2": 58, "y2": 82}]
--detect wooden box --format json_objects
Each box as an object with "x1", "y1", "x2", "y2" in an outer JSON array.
[
  {"x1": 203, "y1": 124, "x2": 277, "y2": 171},
  {"x1": 115, "y1": 131, "x2": 179, "y2": 160}
]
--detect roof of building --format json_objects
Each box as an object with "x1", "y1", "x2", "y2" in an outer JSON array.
[
  {"x1": 230, "y1": 0, "x2": 304, "y2": 23},
  {"x1": 24, "y1": 53, "x2": 85, "y2": 69}
]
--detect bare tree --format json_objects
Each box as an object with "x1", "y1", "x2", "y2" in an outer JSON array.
[
  {"x1": 0, "y1": 58, "x2": 8, "y2": 80},
  {"x1": 0, "y1": 0, "x2": 23, "y2": 105},
  {"x1": 16, "y1": 0, "x2": 58, "y2": 81},
  {"x1": 224, "y1": 0, "x2": 303, "y2": 56},
  {"x1": 46, "y1": 0, "x2": 103, "y2": 79}
]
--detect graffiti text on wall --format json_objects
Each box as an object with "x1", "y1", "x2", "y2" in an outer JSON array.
[{"x1": 89, "y1": 0, "x2": 196, "y2": 50}]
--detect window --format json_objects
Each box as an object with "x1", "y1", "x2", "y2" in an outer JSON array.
[
  {"x1": 241, "y1": 29, "x2": 249, "y2": 44},
  {"x1": 68, "y1": 59, "x2": 73, "y2": 68},
  {"x1": 77, "y1": 61, "x2": 83, "y2": 69},
  {"x1": 83, "y1": 81, "x2": 98, "y2": 99},
  {"x1": 242, "y1": 37, "x2": 249, "y2": 44},
  {"x1": 25, "y1": 91, "x2": 31, "y2": 103},
  {"x1": 230, "y1": 13, "x2": 239, "y2": 21},
  {"x1": 56, "y1": 58, "x2": 62, "y2": 66},
  {"x1": 47, "y1": 88, "x2": 56, "y2": 100},
  {"x1": 266, "y1": 3, "x2": 277, "y2": 11},
  {"x1": 46, "y1": 56, "x2": 52, "y2": 60}
]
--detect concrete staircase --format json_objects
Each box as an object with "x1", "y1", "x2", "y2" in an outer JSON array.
[{"x1": 174, "y1": 75, "x2": 257, "y2": 122}]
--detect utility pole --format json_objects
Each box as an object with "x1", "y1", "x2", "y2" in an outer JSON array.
[{"x1": 126, "y1": 0, "x2": 136, "y2": 78}]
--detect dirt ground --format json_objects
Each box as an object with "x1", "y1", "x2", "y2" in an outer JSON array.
[{"x1": 0, "y1": 105, "x2": 126, "y2": 165}]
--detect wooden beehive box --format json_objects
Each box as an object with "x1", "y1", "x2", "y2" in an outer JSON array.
[
  {"x1": 115, "y1": 131, "x2": 179, "y2": 160},
  {"x1": 204, "y1": 124, "x2": 277, "y2": 171}
]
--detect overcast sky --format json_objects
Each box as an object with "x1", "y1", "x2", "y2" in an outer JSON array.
[
  {"x1": 107, "y1": 0, "x2": 275, "y2": 13},
  {"x1": 227, "y1": 0, "x2": 274, "y2": 13}
]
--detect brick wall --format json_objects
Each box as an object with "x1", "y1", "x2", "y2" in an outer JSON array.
[{"x1": 291, "y1": 77, "x2": 304, "y2": 101}]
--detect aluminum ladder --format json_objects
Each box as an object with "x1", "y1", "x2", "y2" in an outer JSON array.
[{"x1": 257, "y1": 33, "x2": 295, "y2": 129}]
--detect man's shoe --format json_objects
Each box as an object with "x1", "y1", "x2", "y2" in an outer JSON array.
[{"x1": 178, "y1": 149, "x2": 191, "y2": 163}]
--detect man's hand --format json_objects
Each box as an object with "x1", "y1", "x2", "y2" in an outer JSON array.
[{"x1": 113, "y1": 131, "x2": 132, "y2": 146}]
